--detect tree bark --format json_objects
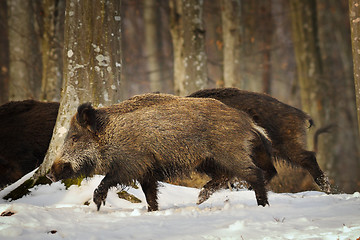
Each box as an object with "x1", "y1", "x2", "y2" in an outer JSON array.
[
  {"x1": 350, "y1": 0, "x2": 360, "y2": 137},
  {"x1": 169, "y1": 0, "x2": 185, "y2": 96},
  {"x1": 202, "y1": 0, "x2": 223, "y2": 88},
  {"x1": 315, "y1": 0, "x2": 360, "y2": 192},
  {"x1": 40, "y1": 0, "x2": 65, "y2": 102},
  {"x1": 221, "y1": 0, "x2": 241, "y2": 88},
  {"x1": 290, "y1": 0, "x2": 324, "y2": 151},
  {"x1": 291, "y1": 0, "x2": 360, "y2": 192},
  {"x1": 7, "y1": 0, "x2": 42, "y2": 100},
  {"x1": 261, "y1": 1, "x2": 273, "y2": 94},
  {"x1": 170, "y1": 0, "x2": 207, "y2": 96},
  {"x1": 181, "y1": 0, "x2": 207, "y2": 96},
  {"x1": 237, "y1": 0, "x2": 272, "y2": 92},
  {"x1": 35, "y1": 0, "x2": 123, "y2": 178},
  {"x1": 144, "y1": 0, "x2": 163, "y2": 93},
  {"x1": 0, "y1": 0, "x2": 9, "y2": 104}
]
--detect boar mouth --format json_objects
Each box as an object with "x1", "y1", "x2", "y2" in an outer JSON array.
[
  {"x1": 47, "y1": 162, "x2": 75, "y2": 182},
  {"x1": 47, "y1": 156, "x2": 96, "y2": 183}
]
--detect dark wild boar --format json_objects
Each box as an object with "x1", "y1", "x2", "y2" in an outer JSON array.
[
  {"x1": 47, "y1": 93, "x2": 272, "y2": 211},
  {"x1": 0, "y1": 100, "x2": 59, "y2": 189},
  {"x1": 188, "y1": 88, "x2": 331, "y2": 197}
]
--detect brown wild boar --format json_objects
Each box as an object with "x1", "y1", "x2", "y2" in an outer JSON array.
[
  {"x1": 47, "y1": 93, "x2": 272, "y2": 211},
  {"x1": 0, "y1": 100, "x2": 59, "y2": 189},
  {"x1": 188, "y1": 87, "x2": 331, "y2": 199}
]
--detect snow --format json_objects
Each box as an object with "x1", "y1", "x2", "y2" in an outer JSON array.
[{"x1": 0, "y1": 171, "x2": 359, "y2": 240}]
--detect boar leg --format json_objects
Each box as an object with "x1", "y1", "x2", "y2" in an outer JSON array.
[
  {"x1": 197, "y1": 176, "x2": 229, "y2": 205},
  {"x1": 198, "y1": 173, "x2": 268, "y2": 207},
  {"x1": 243, "y1": 167, "x2": 269, "y2": 207},
  {"x1": 200, "y1": 159, "x2": 268, "y2": 206},
  {"x1": 252, "y1": 155, "x2": 277, "y2": 185},
  {"x1": 251, "y1": 135, "x2": 277, "y2": 185},
  {"x1": 298, "y1": 150, "x2": 331, "y2": 193},
  {"x1": 282, "y1": 148, "x2": 331, "y2": 193},
  {"x1": 93, "y1": 174, "x2": 118, "y2": 211},
  {"x1": 140, "y1": 173, "x2": 159, "y2": 212},
  {"x1": 216, "y1": 165, "x2": 269, "y2": 206},
  {"x1": 197, "y1": 154, "x2": 275, "y2": 205}
]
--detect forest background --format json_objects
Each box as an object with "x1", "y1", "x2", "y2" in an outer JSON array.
[{"x1": 0, "y1": 0, "x2": 360, "y2": 195}]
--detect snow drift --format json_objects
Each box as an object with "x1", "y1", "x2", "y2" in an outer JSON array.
[{"x1": 0, "y1": 171, "x2": 359, "y2": 240}]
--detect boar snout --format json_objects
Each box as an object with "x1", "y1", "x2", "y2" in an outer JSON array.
[{"x1": 47, "y1": 161, "x2": 74, "y2": 182}]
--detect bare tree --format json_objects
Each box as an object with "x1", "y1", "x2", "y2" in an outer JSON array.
[
  {"x1": 291, "y1": 0, "x2": 360, "y2": 192},
  {"x1": 221, "y1": 0, "x2": 241, "y2": 88},
  {"x1": 5, "y1": 0, "x2": 123, "y2": 199},
  {"x1": 182, "y1": 0, "x2": 207, "y2": 96},
  {"x1": 144, "y1": 0, "x2": 163, "y2": 93},
  {"x1": 40, "y1": 0, "x2": 65, "y2": 102},
  {"x1": 260, "y1": 1, "x2": 273, "y2": 94},
  {"x1": 0, "y1": 0, "x2": 9, "y2": 104},
  {"x1": 7, "y1": 0, "x2": 42, "y2": 100},
  {"x1": 290, "y1": 0, "x2": 324, "y2": 153},
  {"x1": 169, "y1": 0, "x2": 185, "y2": 96},
  {"x1": 170, "y1": 0, "x2": 207, "y2": 96},
  {"x1": 36, "y1": 0, "x2": 123, "y2": 177},
  {"x1": 350, "y1": 0, "x2": 360, "y2": 137},
  {"x1": 315, "y1": 0, "x2": 360, "y2": 193}
]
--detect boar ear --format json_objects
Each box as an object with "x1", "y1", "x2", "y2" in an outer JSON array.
[{"x1": 77, "y1": 103, "x2": 97, "y2": 133}]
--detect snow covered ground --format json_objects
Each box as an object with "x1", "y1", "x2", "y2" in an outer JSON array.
[{"x1": 0, "y1": 172, "x2": 359, "y2": 240}]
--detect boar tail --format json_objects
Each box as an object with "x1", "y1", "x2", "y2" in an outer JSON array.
[
  {"x1": 308, "y1": 118, "x2": 315, "y2": 129},
  {"x1": 313, "y1": 123, "x2": 335, "y2": 152},
  {"x1": 253, "y1": 125, "x2": 273, "y2": 158}
]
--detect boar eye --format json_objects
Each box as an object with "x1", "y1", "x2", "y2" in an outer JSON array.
[{"x1": 71, "y1": 135, "x2": 79, "y2": 142}]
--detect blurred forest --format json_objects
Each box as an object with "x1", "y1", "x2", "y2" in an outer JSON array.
[{"x1": 0, "y1": 0, "x2": 360, "y2": 193}]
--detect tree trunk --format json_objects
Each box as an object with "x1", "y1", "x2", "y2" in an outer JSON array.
[
  {"x1": 40, "y1": 0, "x2": 65, "y2": 102},
  {"x1": 350, "y1": 0, "x2": 360, "y2": 137},
  {"x1": 170, "y1": 0, "x2": 207, "y2": 96},
  {"x1": 0, "y1": 0, "x2": 9, "y2": 104},
  {"x1": 237, "y1": 0, "x2": 272, "y2": 92},
  {"x1": 181, "y1": 0, "x2": 207, "y2": 96},
  {"x1": 169, "y1": 0, "x2": 185, "y2": 96},
  {"x1": 291, "y1": 0, "x2": 360, "y2": 192},
  {"x1": 7, "y1": 0, "x2": 42, "y2": 100},
  {"x1": 3, "y1": 0, "x2": 123, "y2": 198},
  {"x1": 290, "y1": 0, "x2": 324, "y2": 150},
  {"x1": 202, "y1": 0, "x2": 223, "y2": 88},
  {"x1": 270, "y1": 0, "x2": 299, "y2": 106},
  {"x1": 315, "y1": 0, "x2": 360, "y2": 192},
  {"x1": 261, "y1": 0, "x2": 273, "y2": 94},
  {"x1": 144, "y1": 0, "x2": 163, "y2": 93},
  {"x1": 121, "y1": 0, "x2": 143, "y2": 99},
  {"x1": 33, "y1": 0, "x2": 123, "y2": 180},
  {"x1": 221, "y1": 0, "x2": 241, "y2": 88}
]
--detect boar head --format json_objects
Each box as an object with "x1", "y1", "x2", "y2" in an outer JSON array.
[{"x1": 47, "y1": 103, "x2": 103, "y2": 182}]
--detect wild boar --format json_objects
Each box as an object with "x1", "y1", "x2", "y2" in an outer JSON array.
[
  {"x1": 47, "y1": 93, "x2": 272, "y2": 211},
  {"x1": 188, "y1": 88, "x2": 331, "y2": 197},
  {"x1": 0, "y1": 100, "x2": 59, "y2": 189}
]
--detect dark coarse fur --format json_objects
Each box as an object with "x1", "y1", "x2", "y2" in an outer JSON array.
[
  {"x1": 188, "y1": 88, "x2": 330, "y2": 195},
  {"x1": 48, "y1": 93, "x2": 272, "y2": 211},
  {"x1": 0, "y1": 100, "x2": 59, "y2": 189}
]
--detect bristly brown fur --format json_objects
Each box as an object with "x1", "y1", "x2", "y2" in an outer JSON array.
[
  {"x1": 188, "y1": 88, "x2": 330, "y2": 194},
  {"x1": 49, "y1": 93, "x2": 272, "y2": 211},
  {"x1": 0, "y1": 100, "x2": 59, "y2": 189}
]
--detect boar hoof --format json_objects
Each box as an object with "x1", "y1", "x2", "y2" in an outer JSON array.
[
  {"x1": 197, "y1": 188, "x2": 212, "y2": 205},
  {"x1": 317, "y1": 175, "x2": 331, "y2": 194},
  {"x1": 256, "y1": 197, "x2": 269, "y2": 207},
  {"x1": 93, "y1": 188, "x2": 107, "y2": 211},
  {"x1": 258, "y1": 199, "x2": 269, "y2": 207}
]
